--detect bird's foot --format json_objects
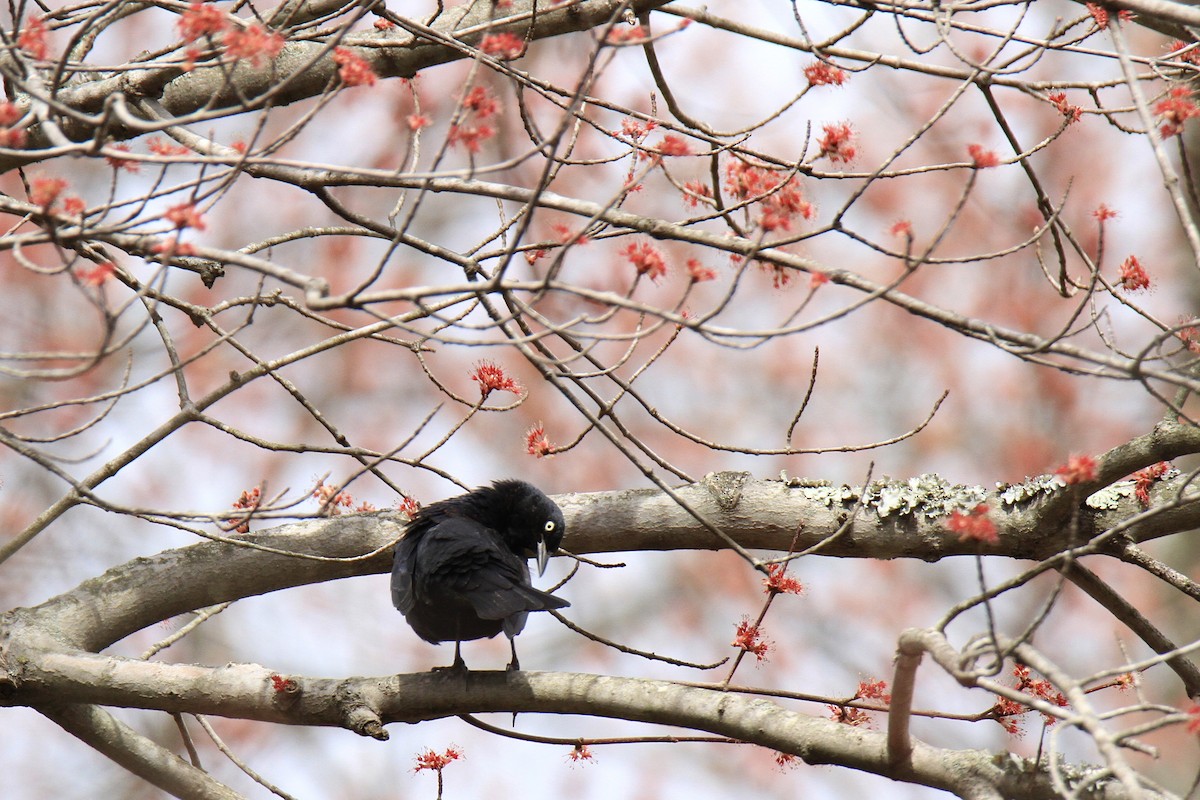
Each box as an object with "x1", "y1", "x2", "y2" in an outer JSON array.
[
  {"x1": 432, "y1": 661, "x2": 468, "y2": 674},
  {"x1": 433, "y1": 647, "x2": 469, "y2": 674}
]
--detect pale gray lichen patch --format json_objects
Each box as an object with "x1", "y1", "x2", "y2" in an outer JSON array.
[
  {"x1": 1088, "y1": 467, "x2": 1178, "y2": 508},
  {"x1": 996, "y1": 467, "x2": 1180, "y2": 511},
  {"x1": 1084, "y1": 481, "x2": 1134, "y2": 510},
  {"x1": 866, "y1": 474, "x2": 988, "y2": 519},
  {"x1": 781, "y1": 473, "x2": 987, "y2": 519},
  {"x1": 778, "y1": 465, "x2": 1180, "y2": 521},
  {"x1": 997, "y1": 475, "x2": 1065, "y2": 507}
]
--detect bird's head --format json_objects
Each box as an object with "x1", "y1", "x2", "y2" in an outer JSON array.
[{"x1": 488, "y1": 479, "x2": 566, "y2": 575}]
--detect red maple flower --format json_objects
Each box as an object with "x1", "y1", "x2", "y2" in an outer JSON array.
[
  {"x1": 817, "y1": 122, "x2": 857, "y2": 163},
  {"x1": 967, "y1": 144, "x2": 1000, "y2": 168},
  {"x1": 0, "y1": 103, "x2": 20, "y2": 128},
  {"x1": 725, "y1": 159, "x2": 813, "y2": 231},
  {"x1": 61, "y1": 195, "x2": 85, "y2": 217},
  {"x1": 165, "y1": 202, "x2": 206, "y2": 230},
  {"x1": 804, "y1": 62, "x2": 848, "y2": 86},
  {"x1": 686, "y1": 258, "x2": 716, "y2": 282},
  {"x1": 809, "y1": 271, "x2": 830, "y2": 288},
  {"x1": 178, "y1": 3, "x2": 229, "y2": 41},
  {"x1": 470, "y1": 360, "x2": 523, "y2": 398},
  {"x1": 890, "y1": 219, "x2": 914, "y2": 238},
  {"x1": 1179, "y1": 318, "x2": 1200, "y2": 354},
  {"x1": 857, "y1": 678, "x2": 891, "y2": 703},
  {"x1": 681, "y1": 181, "x2": 713, "y2": 208},
  {"x1": 946, "y1": 503, "x2": 998, "y2": 544},
  {"x1": 1086, "y1": 2, "x2": 1133, "y2": 28},
  {"x1": 480, "y1": 32, "x2": 525, "y2": 60},
  {"x1": 105, "y1": 144, "x2": 139, "y2": 173},
  {"x1": 732, "y1": 618, "x2": 772, "y2": 661},
  {"x1": 620, "y1": 117, "x2": 656, "y2": 140},
  {"x1": 333, "y1": 47, "x2": 377, "y2": 87},
  {"x1": 232, "y1": 487, "x2": 261, "y2": 509},
  {"x1": 152, "y1": 237, "x2": 197, "y2": 256},
  {"x1": 407, "y1": 114, "x2": 431, "y2": 130},
  {"x1": 30, "y1": 176, "x2": 68, "y2": 209},
  {"x1": 654, "y1": 134, "x2": 691, "y2": 156},
  {"x1": 567, "y1": 743, "x2": 594, "y2": 763},
  {"x1": 764, "y1": 264, "x2": 792, "y2": 289},
  {"x1": 312, "y1": 480, "x2": 353, "y2": 514},
  {"x1": 1093, "y1": 204, "x2": 1118, "y2": 221},
  {"x1": 77, "y1": 261, "x2": 115, "y2": 287},
  {"x1": 1133, "y1": 462, "x2": 1169, "y2": 507},
  {"x1": 269, "y1": 674, "x2": 298, "y2": 693},
  {"x1": 413, "y1": 746, "x2": 463, "y2": 773},
  {"x1": 1118, "y1": 255, "x2": 1150, "y2": 292},
  {"x1": 763, "y1": 563, "x2": 804, "y2": 595},
  {"x1": 1154, "y1": 86, "x2": 1200, "y2": 138},
  {"x1": 0, "y1": 117, "x2": 27, "y2": 148},
  {"x1": 991, "y1": 695, "x2": 1027, "y2": 735},
  {"x1": 1055, "y1": 454, "x2": 1098, "y2": 484},
  {"x1": 1187, "y1": 705, "x2": 1200, "y2": 737},
  {"x1": 18, "y1": 15, "x2": 50, "y2": 60},
  {"x1": 224, "y1": 23, "x2": 285, "y2": 66},
  {"x1": 1086, "y1": 2, "x2": 1109, "y2": 27},
  {"x1": 829, "y1": 705, "x2": 871, "y2": 726},
  {"x1": 606, "y1": 25, "x2": 647, "y2": 45},
  {"x1": 149, "y1": 137, "x2": 190, "y2": 156},
  {"x1": 1167, "y1": 39, "x2": 1200, "y2": 65},
  {"x1": 461, "y1": 86, "x2": 499, "y2": 119},
  {"x1": 449, "y1": 123, "x2": 495, "y2": 153},
  {"x1": 551, "y1": 222, "x2": 589, "y2": 245},
  {"x1": 622, "y1": 240, "x2": 668, "y2": 282},
  {"x1": 525, "y1": 423, "x2": 554, "y2": 458},
  {"x1": 396, "y1": 495, "x2": 420, "y2": 518},
  {"x1": 1047, "y1": 92, "x2": 1082, "y2": 124},
  {"x1": 1013, "y1": 663, "x2": 1068, "y2": 724},
  {"x1": 774, "y1": 752, "x2": 801, "y2": 771}
]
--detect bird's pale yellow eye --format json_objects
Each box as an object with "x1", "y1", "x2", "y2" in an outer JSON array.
[{"x1": 544, "y1": 521, "x2": 556, "y2": 532}]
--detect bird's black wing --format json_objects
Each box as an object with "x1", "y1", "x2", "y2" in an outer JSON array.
[
  {"x1": 390, "y1": 529, "x2": 421, "y2": 616},
  {"x1": 395, "y1": 517, "x2": 568, "y2": 621}
]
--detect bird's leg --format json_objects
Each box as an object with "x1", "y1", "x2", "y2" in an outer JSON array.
[
  {"x1": 433, "y1": 641, "x2": 468, "y2": 673},
  {"x1": 507, "y1": 640, "x2": 522, "y2": 726}
]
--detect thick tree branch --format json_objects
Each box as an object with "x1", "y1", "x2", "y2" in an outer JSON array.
[
  {"x1": 11, "y1": 658, "x2": 1164, "y2": 800},
  {"x1": 40, "y1": 703, "x2": 243, "y2": 800},
  {"x1": 3, "y1": 464, "x2": 1198, "y2": 655}
]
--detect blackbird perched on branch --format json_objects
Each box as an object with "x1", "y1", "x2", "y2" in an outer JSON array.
[{"x1": 391, "y1": 480, "x2": 569, "y2": 671}]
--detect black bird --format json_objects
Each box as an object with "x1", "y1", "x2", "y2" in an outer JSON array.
[{"x1": 391, "y1": 479, "x2": 569, "y2": 670}]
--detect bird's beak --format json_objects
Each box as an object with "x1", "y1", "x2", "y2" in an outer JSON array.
[{"x1": 536, "y1": 537, "x2": 549, "y2": 577}]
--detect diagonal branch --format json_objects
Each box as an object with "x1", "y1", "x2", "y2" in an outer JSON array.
[{"x1": 40, "y1": 703, "x2": 243, "y2": 800}]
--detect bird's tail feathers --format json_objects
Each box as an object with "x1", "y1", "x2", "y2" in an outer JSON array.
[{"x1": 473, "y1": 584, "x2": 569, "y2": 621}]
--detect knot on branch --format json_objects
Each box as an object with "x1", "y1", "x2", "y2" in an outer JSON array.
[
  {"x1": 702, "y1": 471, "x2": 750, "y2": 511},
  {"x1": 268, "y1": 674, "x2": 301, "y2": 709},
  {"x1": 345, "y1": 703, "x2": 388, "y2": 740}
]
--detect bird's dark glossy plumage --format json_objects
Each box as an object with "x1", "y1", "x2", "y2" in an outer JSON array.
[{"x1": 391, "y1": 480, "x2": 569, "y2": 670}]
